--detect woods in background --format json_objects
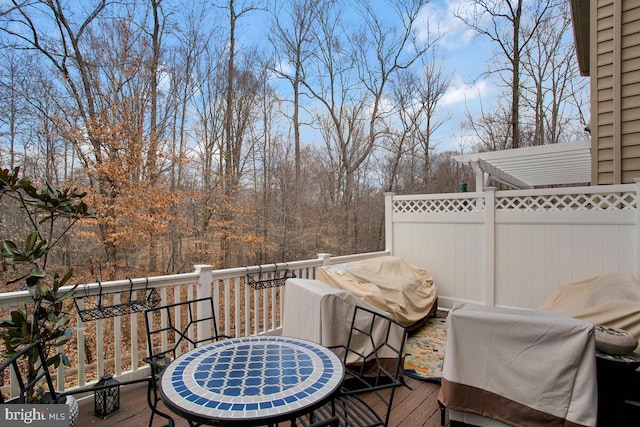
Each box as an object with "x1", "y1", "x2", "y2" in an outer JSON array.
[{"x1": 0, "y1": 0, "x2": 587, "y2": 280}]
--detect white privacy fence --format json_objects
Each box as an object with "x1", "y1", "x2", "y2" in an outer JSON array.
[{"x1": 386, "y1": 180, "x2": 640, "y2": 310}]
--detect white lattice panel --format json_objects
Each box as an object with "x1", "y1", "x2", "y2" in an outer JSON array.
[
  {"x1": 393, "y1": 198, "x2": 482, "y2": 213},
  {"x1": 496, "y1": 192, "x2": 636, "y2": 211}
]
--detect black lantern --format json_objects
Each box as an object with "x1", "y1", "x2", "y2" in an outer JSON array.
[{"x1": 94, "y1": 374, "x2": 120, "y2": 418}]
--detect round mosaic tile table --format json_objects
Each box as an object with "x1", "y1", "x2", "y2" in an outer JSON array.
[{"x1": 159, "y1": 335, "x2": 345, "y2": 426}]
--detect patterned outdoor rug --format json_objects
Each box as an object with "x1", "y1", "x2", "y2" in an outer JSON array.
[{"x1": 404, "y1": 315, "x2": 447, "y2": 383}]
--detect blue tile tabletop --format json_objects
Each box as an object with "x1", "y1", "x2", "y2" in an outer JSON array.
[{"x1": 160, "y1": 335, "x2": 344, "y2": 424}]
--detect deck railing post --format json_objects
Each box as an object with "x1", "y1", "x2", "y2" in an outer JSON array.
[
  {"x1": 484, "y1": 187, "x2": 496, "y2": 307},
  {"x1": 317, "y1": 253, "x2": 331, "y2": 267},
  {"x1": 194, "y1": 265, "x2": 213, "y2": 341}
]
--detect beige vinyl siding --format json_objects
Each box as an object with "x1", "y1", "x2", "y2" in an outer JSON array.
[
  {"x1": 621, "y1": 57, "x2": 640, "y2": 74},
  {"x1": 622, "y1": 157, "x2": 640, "y2": 169},
  {"x1": 621, "y1": 115, "x2": 640, "y2": 132},
  {"x1": 623, "y1": 4, "x2": 640, "y2": 22},
  {"x1": 622, "y1": 92, "x2": 640, "y2": 109},
  {"x1": 623, "y1": 148, "x2": 640, "y2": 181},
  {"x1": 599, "y1": 146, "x2": 614, "y2": 160},
  {"x1": 596, "y1": 1, "x2": 614, "y2": 20},
  {"x1": 593, "y1": 0, "x2": 615, "y2": 184},
  {"x1": 598, "y1": 110, "x2": 614, "y2": 123},
  {"x1": 592, "y1": 0, "x2": 640, "y2": 184},
  {"x1": 621, "y1": 2, "x2": 640, "y2": 182},
  {"x1": 624, "y1": 145, "x2": 640, "y2": 157}
]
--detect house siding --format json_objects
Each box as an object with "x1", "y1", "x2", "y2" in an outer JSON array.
[
  {"x1": 621, "y1": 1, "x2": 640, "y2": 182},
  {"x1": 592, "y1": 0, "x2": 640, "y2": 184}
]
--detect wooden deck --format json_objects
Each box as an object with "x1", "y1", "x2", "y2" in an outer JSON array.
[{"x1": 75, "y1": 376, "x2": 446, "y2": 427}]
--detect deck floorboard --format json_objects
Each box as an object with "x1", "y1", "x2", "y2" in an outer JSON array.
[{"x1": 76, "y1": 377, "x2": 448, "y2": 427}]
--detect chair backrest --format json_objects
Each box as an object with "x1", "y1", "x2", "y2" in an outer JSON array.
[
  {"x1": 341, "y1": 305, "x2": 408, "y2": 392},
  {"x1": 0, "y1": 340, "x2": 60, "y2": 404},
  {"x1": 144, "y1": 297, "x2": 224, "y2": 363}
]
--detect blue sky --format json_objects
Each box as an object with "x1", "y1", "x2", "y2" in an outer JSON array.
[
  {"x1": 411, "y1": 0, "x2": 589, "y2": 151},
  {"x1": 236, "y1": 0, "x2": 588, "y2": 153},
  {"x1": 415, "y1": 0, "x2": 495, "y2": 151}
]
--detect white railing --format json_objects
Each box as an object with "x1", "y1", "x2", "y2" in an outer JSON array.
[
  {"x1": 387, "y1": 180, "x2": 640, "y2": 311},
  {"x1": 0, "y1": 251, "x2": 388, "y2": 395}
]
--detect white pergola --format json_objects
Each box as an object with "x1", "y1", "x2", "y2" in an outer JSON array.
[{"x1": 453, "y1": 140, "x2": 592, "y2": 190}]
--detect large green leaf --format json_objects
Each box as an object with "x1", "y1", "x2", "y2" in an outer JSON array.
[
  {"x1": 53, "y1": 269, "x2": 74, "y2": 291},
  {"x1": 24, "y1": 231, "x2": 38, "y2": 252},
  {"x1": 59, "y1": 353, "x2": 70, "y2": 367},
  {"x1": 30, "y1": 266, "x2": 46, "y2": 278},
  {"x1": 35, "y1": 281, "x2": 50, "y2": 297},
  {"x1": 1, "y1": 240, "x2": 19, "y2": 258},
  {"x1": 10, "y1": 308, "x2": 27, "y2": 324}
]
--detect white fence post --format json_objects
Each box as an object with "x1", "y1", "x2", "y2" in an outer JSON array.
[
  {"x1": 484, "y1": 187, "x2": 496, "y2": 307},
  {"x1": 194, "y1": 265, "x2": 213, "y2": 340},
  {"x1": 384, "y1": 192, "x2": 395, "y2": 254}
]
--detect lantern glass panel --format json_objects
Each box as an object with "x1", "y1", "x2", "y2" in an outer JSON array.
[{"x1": 94, "y1": 374, "x2": 120, "y2": 418}]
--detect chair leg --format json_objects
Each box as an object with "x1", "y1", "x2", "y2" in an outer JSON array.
[
  {"x1": 438, "y1": 401, "x2": 446, "y2": 427},
  {"x1": 400, "y1": 376, "x2": 413, "y2": 390},
  {"x1": 148, "y1": 399, "x2": 175, "y2": 427},
  {"x1": 147, "y1": 376, "x2": 175, "y2": 427}
]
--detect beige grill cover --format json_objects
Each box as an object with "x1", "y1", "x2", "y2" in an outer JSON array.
[
  {"x1": 538, "y1": 273, "x2": 640, "y2": 347},
  {"x1": 316, "y1": 256, "x2": 437, "y2": 329}
]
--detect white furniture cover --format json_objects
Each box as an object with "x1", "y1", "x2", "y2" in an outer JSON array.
[
  {"x1": 282, "y1": 278, "x2": 404, "y2": 366},
  {"x1": 438, "y1": 303, "x2": 597, "y2": 427},
  {"x1": 282, "y1": 278, "x2": 360, "y2": 347}
]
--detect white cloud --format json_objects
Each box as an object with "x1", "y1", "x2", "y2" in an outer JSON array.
[
  {"x1": 365, "y1": 95, "x2": 396, "y2": 119},
  {"x1": 441, "y1": 79, "x2": 489, "y2": 106},
  {"x1": 415, "y1": 0, "x2": 475, "y2": 51},
  {"x1": 274, "y1": 59, "x2": 293, "y2": 78}
]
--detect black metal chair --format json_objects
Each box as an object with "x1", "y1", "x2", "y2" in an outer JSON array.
[
  {"x1": 0, "y1": 340, "x2": 62, "y2": 404},
  {"x1": 299, "y1": 305, "x2": 408, "y2": 427},
  {"x1": 143, "y1": 297, "x2": 230, "y2": 427}
]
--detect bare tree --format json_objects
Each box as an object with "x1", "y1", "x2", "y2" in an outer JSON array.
[
  {"x1": 520, "y1": 3, "x2": 584, "y2": 145},
  {"x1": 301, "y1": 0, "x2": 432, "y2": 250},
  {"x1": 269, "y1": 0, "x2": 326, "y2": 188},
  {"x1": 0, "y1": 51, "x2": 30, "y2": 171},
  {"x1": 381, "y1": 57, "x2": 451, "y2": 194},
  {"x1": 0, "y1": 1, "x2": 187, "y2": 276},
  {"x1": 215, "y1": 0, "x2": 263, "y2": 265},
  {"x1": 457, "y1": 0, "x2": 557, "y2": 149},
  {"x1": 146, "y1": 0, "x2": 164, "y2": 272},
  {"x1": 0, "y1": 1, "x2": 119, "y2": 265},
  {"x1": 464, "y1": 97, "x2": 513, "y2": 152},
  {"x1": 163, "y1": 3, "x2": 212, "y2": 272}
]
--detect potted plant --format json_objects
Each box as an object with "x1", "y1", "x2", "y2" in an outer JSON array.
[{"x1": 0, "y1": 166, "x2": 93, "y2": 404}]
